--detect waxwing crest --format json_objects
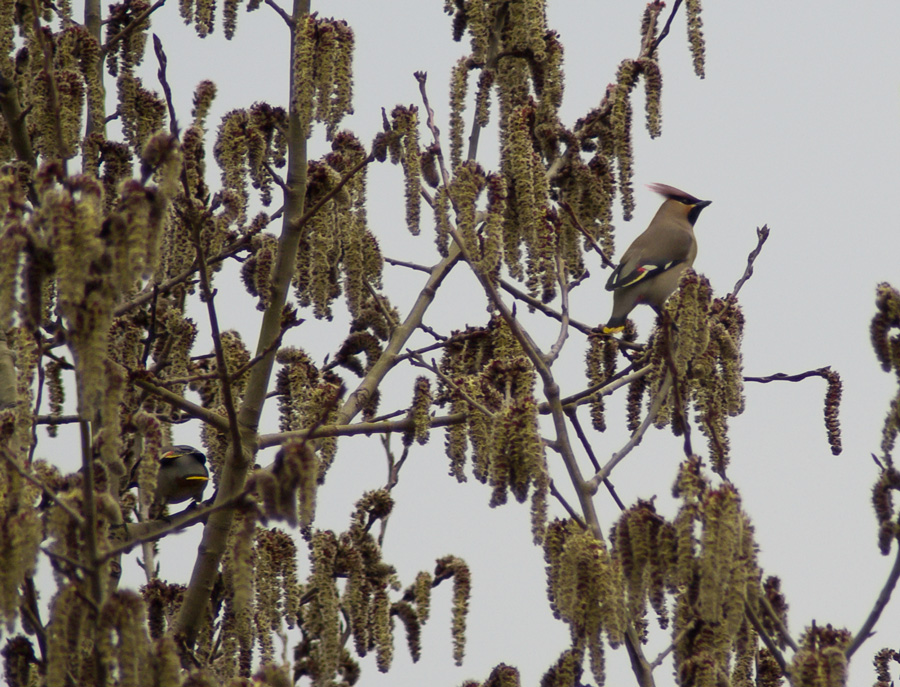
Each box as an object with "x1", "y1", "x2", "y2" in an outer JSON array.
[{"x1": 647, "y1": 182, "x2": 704, "y2": 205}]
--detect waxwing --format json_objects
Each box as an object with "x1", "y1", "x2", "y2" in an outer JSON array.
[
  {"x1": 152, "y1": 445, "x2": 210, "y2": 513},
  {"x1": 602, "y1": 183, "x2": 711, "y2": 334}
]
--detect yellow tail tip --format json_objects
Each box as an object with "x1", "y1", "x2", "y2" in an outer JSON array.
[{"x1": 602, "y1": 325, "x2": 625, "y2": 335}]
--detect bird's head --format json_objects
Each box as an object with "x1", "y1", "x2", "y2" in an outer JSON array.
[{"x1": 647, "y1": 183, "x2": 711, "y2": 226}]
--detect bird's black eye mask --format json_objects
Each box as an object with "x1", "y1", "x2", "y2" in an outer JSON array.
[{"x1": 687, "y1": 200, "x2": 712, "y2": 225}]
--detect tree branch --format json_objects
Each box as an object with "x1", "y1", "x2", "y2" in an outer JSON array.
[
  {"x1": 499, "y1": 278, "x2": 595, "y2": 336},
  {"x1": 133, "y1": 377, "x2": 230, "y2": 432},
  {"x1": 263, "y1": 0, "x2": 294, "y2": 28},
  {"x1": 560, "y1": 200, "x2": 616, "y2": 269},
  {"x1": 846, "y1": 541, "x2": 900, "y2": 659},
  {"x1": 587, "y1": 375, "x2": 673, "y2": 492},
  {"x1": 176, "y1": 0, "x2": 314, "y2": 647},
  {"x1": 727, "y1": 225, "x2": 770, "y2": 302},
  {"x1": 258, "y1": 412, "x2": 467, "y2": 449}
]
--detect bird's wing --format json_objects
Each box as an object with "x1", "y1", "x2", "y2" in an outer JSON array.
[{"x1": 605, "y1": 229, "x2": 693, "y2": 291}]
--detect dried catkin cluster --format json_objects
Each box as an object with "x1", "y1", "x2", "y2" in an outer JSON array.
[
  {"x1": 789, "y1": 625, "x2": 851, "y2": 687},
  {"x1": 293, "y1": 492, "x2": 468, "y2": 678},
  {"x1": 667, "y1": 458, "x2": 761, "y2": 687},
  {"x1": 403, "y1": 376, "x2": 433, "y2": 447},
  {"x1": 585, "y1": 332, "x2": 621, "y2": 432},
  {"x1": 870, "y1": 284, "x2": 900, "y2": 556},
  {"x1": 291, "y1": 15, "x2": 355, "y2": 142},
  {"x1": 275, "y1": 347, "x2": 344, "y2": 479},
  {"x1": 872, "y1": 283, "x2": 900, "y2": 459},
  {"x1": 633, "y1": 272, "x2": 745, "y2": 474},
  {"x1": 544, "y1": 518, "x2": 624, "y2": 686},
  {"x1": 532, "y1": 489, "x2": 756, "y2": 686},
  {"x1": 294, "y1": 134, "x2": 384, "y2": 323},
  {"x1": 438, "y1": 316, "x2": 549, "y2": 542}
]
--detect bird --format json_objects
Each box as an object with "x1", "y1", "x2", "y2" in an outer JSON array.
[
  {"x1": 151, "y1": 445, "x2": 210, "y2": 516},
  {"x1": 602, "y1": 183, "x2": 712, "y2": 334}
]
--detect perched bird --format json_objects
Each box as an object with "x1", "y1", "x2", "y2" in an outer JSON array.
[
  {"x1": 602, "y1": 183, "x2": 712, "y2": 334},
  {"x1": 151, "y1": 445, "x2": 210, "y2": 515}
]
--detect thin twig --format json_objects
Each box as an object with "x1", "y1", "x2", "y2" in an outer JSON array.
[
  {"x1": 587, "y1": 375, "x2": 673, "y2": 492},
  {"x1": 191, "y1": 229, "x2": 244, "y2": 475},
  {"x1": 744, "y1": 600, "x2": 790, "y2": 677},
  {"x1": 0, "y1": 73, "x2": 36, "y2": 168},
  {"x1": 289, "y1": 153, "x2": 372, "y2": 231},
  {"x1": 846, "y1": 540, "x2": 900, "y2": 659},
  {"x1": 20, "y1": 578, "x2": 47, "y2": 661},
  {"x1": 153, "y1": 34, "x2": 179, "y2": 137},
  {"x1": 364, "y1": 279, "x2": 399, "y2": 331},
  {"x1": 258, "y1": 412, "x2": 467, "y2": 449},
  {"x1": 650, "y1": 0, "x2": 683, "y2": 54},
  {"x1": 759, "y1": 589, "x2": 799, "y2": 653},
  {"x1": 103, "y1": 0, "x2": 166, "y2": 55},
  {"x1": 228, "y1": 316, "x2": 302, "y2": 382},
  {"x1": 415, "y1": 72, "x2": 453, "y2": 190},
  {"x1": 545, "y1": 362, "x2": 648, "y2": 412},
  {"x1": 0, "y1": 447, "x2": 84, "y2": 525},
  {"x1": 499, "y1": 279, "x2": 595, "y2": 336},
  {"x1": 560, "y1": 200, "x2": 616, "y2": 269},
  {"x1": 662, "y1": 317, "x2": 692, "y2": 457},
  {"x1": 41, "y1": 546, "x2": 91, "y2": 572},
  {"x1": 263, "y1": 0, "x2": 293, "y2": 28},
  {"x1": 548, "y1": 480, "x2": 585, "y2": 529},
  {"x1": 565, "y1": 407, "x2": 626, "y2": 511},
  {"x1": 263, "y1": 160, "x2": 288, "y2": 193},
  {"x1": 649, "y1": 620, "x2": 695, "y2": 669},
  {"x1": 407, "y1": 351, "x2": 495, "y2": 419},
  {"x1": 385, "y1": 256, "x2": 432, "y2": 273},
  {"x1": 466, "y1": 6, "x2": 506, "y2": 162},
  {"x1": 744, "y1": 367, "x2": 831, "y2": 384},
  {"x1": 133, "y1": 377, "x2": 230, "y2": 432},
  {"x1": 727, "y1": 225, "x2": 770, "y2": 302},
  {"x1": 544, "y1": 253, "x2": 571, "y2": 365}
]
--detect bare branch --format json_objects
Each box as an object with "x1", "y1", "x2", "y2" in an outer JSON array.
[
  {"x1": 560, "y1": 200, "x2": 616, "y2": 269},
  {"x1": 564, "y1": 406, "x2": 626, "y2": 511},
  {"x1": 407, "y1": 351, "x2": 495, "y2": 419},
  {"x1": 415, "y1": 72, "x2": 453, "y2": 190},
  {"x1": 587, "y1": 375, "x2": 673, "y2": 492},
  {"x1": 499, "y1": 278, "x2": 595, "y2": 336},
  {"x1": 263, "y1": 0, "x2": 294, "y2": 28},
  {"x1": 133, "y1": 377, "x2": 230, "y2": 432},
  {"x1": 385, "y1": 256, "x2": 432, "y2": 274},
  {"x1": 744, "y1": 600, "x2": 790, "y2": 678},
  {"x1": 544, "y1": 253, "x2": 571, "y2": 366},
  {"x1": 744, "y1": 367, "x2": 831, "y2": 384},
  {"x1": 846, "y1": 540, "x2": 900, "y2": 659},
  {"x1": 650, "y1": 0, "x2": 683, "y2": 54},
  {"x1": 258, "y1": 412, "x2": 466, "y2": 449},
  {"x1": 548, "y1": 480, "x2": 586, "y2": 529},
  {"x1": 727, "y1": 225, "x2": 770, "y2": 302}
]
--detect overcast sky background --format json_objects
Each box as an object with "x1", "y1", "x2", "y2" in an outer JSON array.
[{"x1": 51, "y1": 1, "x2": 900, "y2": 685}]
